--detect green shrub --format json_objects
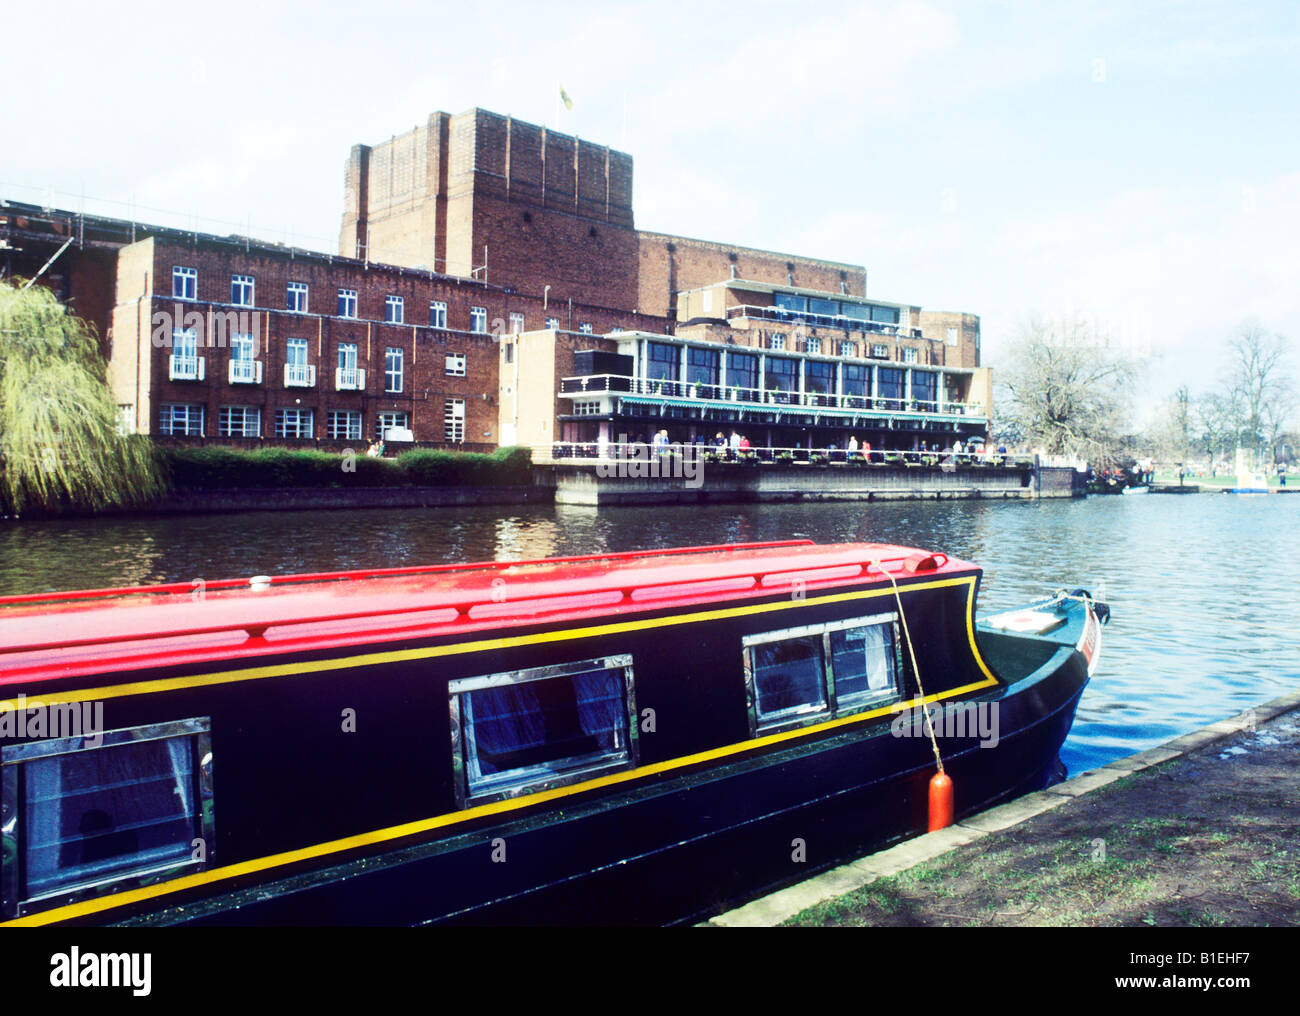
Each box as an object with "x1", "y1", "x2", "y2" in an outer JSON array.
[{"x1": 158, "y1": 444, "x2": 532, "y2": 491}]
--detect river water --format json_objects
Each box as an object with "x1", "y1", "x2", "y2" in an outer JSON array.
[{"x1": 3, "y1": 494, "x2": 1298, "y2": 775}]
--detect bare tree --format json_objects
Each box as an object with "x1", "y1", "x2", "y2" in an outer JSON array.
[
  {"x1": 997, "y1": 314, "x2": 1136, "y2": 465},
  {"x1": 1192, "y1": 391, "x2": 1238, "y2": 467},
  {"x1": 1225, "y1": 321, "x2": 1292, "y2": 459}
]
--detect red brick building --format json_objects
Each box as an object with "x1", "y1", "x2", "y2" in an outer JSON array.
[{"x1": 1, "y1": 105, "x2": 986, "y2": 453}]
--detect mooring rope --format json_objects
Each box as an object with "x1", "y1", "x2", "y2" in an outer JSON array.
[{"x1": 870, "y1": 559, "x2": 945, "y2": 774}]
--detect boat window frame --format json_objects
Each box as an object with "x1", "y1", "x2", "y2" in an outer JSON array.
[
  {"x1": 448, "y1": 654, "x2": 638, "y2": 808},
  {"x1": 1, "y1": 717, "x2": 214, "y2": 920},
  {"x1": 742, "y1": 612, "x2": 904, "y2": 737}
]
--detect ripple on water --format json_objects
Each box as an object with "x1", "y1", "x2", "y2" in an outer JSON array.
[{"x1": 2, "y1": 495, "x2": 1297, "y2": 772}]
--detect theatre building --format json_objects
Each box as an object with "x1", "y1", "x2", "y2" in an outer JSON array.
[{"x1": 1, "y1": 106, "x2": 989, "y2": 453}]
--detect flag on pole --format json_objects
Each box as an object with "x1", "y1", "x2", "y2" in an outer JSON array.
[{"x1": 559, "y1": 87, "x2": 574, "y2": 110}]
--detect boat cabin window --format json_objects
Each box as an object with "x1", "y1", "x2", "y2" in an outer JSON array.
[
  {"x1": 743, "y1": 614, "x2": 902, "y2": 734},
  {"x1": 0, "y1": 718, "x2": 214, "y2": 918},
  {"x1": 449, "y1": 655, "x2": 637, "y2": 805}
]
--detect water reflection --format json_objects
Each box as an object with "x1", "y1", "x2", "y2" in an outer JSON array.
[{"x1": 3, "y1": 496, "x2": 1298, "y2": 773}]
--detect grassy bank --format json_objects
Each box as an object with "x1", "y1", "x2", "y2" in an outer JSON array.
[{"x1": 157, "y1": 445, "x2": 532, "y2": 491}]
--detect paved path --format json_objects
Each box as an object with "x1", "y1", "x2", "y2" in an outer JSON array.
[{"x1": 708, "y1": 689, "x2": 1300, "y2": 927}]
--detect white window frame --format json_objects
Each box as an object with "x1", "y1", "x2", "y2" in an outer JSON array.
[
  {"x1": 287, "y1": 281, "x2": 309, "y2": 313},
  {"x1": 545, "y1": 317, "x2": 559, "y2": 331},
  {"x1": 376, "y1": 411, "x2": 410, "y2": 441},
  {"x1": 470, "y1": 306, "x2": 488, "y2": 333},
  {"x1": 172, "y1": 266, "x2": 197, "y2": 300},
  {"x1": 159, "y1": 403, "x2": 205, "y2": 436},
  {"x1": 231, "y1": 274, "x2": 254, "y2": 307},
  {"x1": 384, "y1": 346, "x2": 404, "y2": 393},
  {"x1": 385, "y1": 295, "x2": 404, "y2": 324},
  {"x1": 429, "y1": 301, "x2": 448, "y2": 329},
  {"x1": 444, "y1": 398, "x2": 465, "y2": 443},
  {"x1": 872, "y1": 344, "x2": 890, "y2": 359},
  {"x1": 218, "y1": 405, "x2": 261, "y2": 437},
  {"x1": 445, "y1": 352, "x2": 467, "y2": 377},
  {"x1": 338, "y1": 288, "x2": 358, "y2": 319},
  {"x1": 903, "y1": 347, "x2": 918, "y2": 364},
  {"x1": 578, "y1": 323, "x2": 593, "y2": 334},
  {"x1": 327, "y1": 409, "x2": 362, "y2": 441},
  {"x1": 509, "y1": 312, "x2": 525, "y2": 335},
  {"x1": 274, "y1": 408, "x2": 314, "y2": 439}
]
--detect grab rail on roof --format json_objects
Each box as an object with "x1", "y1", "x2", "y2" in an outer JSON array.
[
  {"x1": 0, "y1": 547, "x2": 949, "y2": 658},
  {"x1": 0, "y1": 540, "x2": 816, "y2": 610}
]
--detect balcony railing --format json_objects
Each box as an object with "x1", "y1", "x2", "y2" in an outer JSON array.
[
  {"x1": 335, "y1": 367, "x2": 366, "y2": 391},
  {"x1": 726, "y1": 304, "x2": 924, "y2": 340},
  {"x1": 228, "y1": 359, "x2": 263, "y2": 384},
  {"x1": 558, "y1": 374, "x2": 985, "y2": 418},
  {"x1": 169, "y1": 355, "x2": 205, "y2": 381},
  {"x1": 284, "y1": 363, "x2": 317, "y2": 387}
]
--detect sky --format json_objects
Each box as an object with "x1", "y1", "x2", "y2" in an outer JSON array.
[{"x1": 4, "y1": 0, "x2": 1298, "y2": 423}]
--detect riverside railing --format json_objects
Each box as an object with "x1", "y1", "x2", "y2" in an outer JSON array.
[{"x1": 537, "y1": 442, "x2": 1032, "y2": 469}]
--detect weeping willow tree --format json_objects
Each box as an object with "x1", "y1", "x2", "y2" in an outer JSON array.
[{"x1": 0, "y1": 281, "x2": 161, "y2": 513}]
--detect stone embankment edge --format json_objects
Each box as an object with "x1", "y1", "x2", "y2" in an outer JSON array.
[{"x1": 703, "y1": 687, "x2": 1300, "y2": 927}]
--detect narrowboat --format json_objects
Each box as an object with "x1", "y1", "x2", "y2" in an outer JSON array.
[{"x1": 0, "y1": 540, "x2": 1106, "y2": 927}]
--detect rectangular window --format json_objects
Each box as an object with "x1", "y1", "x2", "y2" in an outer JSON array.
[
  {"x1": 446, "y1": 352, "x2": 467, "y2": 377},
  {"x1": 172, "y1": 328, "x2": 198, "y2": 359},
  {"x1": 376, "y1": 411, "x2": 410, "y2": 441},
  {"x1": 545, "y1": 317, "x2": 559, "y2": 331},
  {"x1": 287, "y1": 281, "x2": 308, "y2": 313},
  {"x1": 764, "y1": 356, "x2": 798, "y2": 393},
  {"x1": 769, "y1": 333, "x2": 786, "y2": 351},
  {"x1": 159, "y1": 403, "x2": 204, "y2": 436},
  {"x1": 877, "y1": 367, "x2": 905, "y2": 401},
  {"x1": 172, "y1": 266, "x2": 197, "y2": 300},
  {"x1": 429, "y1": 301, "x2": 448, "y2": 328},
  {"x1": 336, "y1": 342, "x2": 363, "y2": 390},
  {"x1": 805, "y1": 360, "x2": 834, "y2": 395},
  {"x1": 686, "y1": 346, "x2": 719, "y2": 387},
  {"x1": 578, "y1": 323, "x2": 593, "y2": 334},
  {"x1": 327, "y1": 410, "x2": 362, "y2": 440},
  {"x1": 743, "y1": 614, "x2": 901, "y2": 734},
  {"x1": 444, "y1": 398, "x2": 465, "y2": 443},
  {"x1": 902, "y1": 347, "x2": 918, "y2": 364},
  {"x1": 912, "y1": 371, "x2": 937, "y2": 407},
  {"x1": 218, "y1": 405, "x2": 260, "y2": 437},
  {"x1": 503, "y1": 342, "x2": 514, "y2": 365},
  {"x1": 1, "y1": 718, "x2": 213, "y2": 917},
  {"x1": 945, "y1": 326, "x2": 958, "y2": 347},
  {"x1": 385, "y1": 295, "x2": 404, "y2": 324},
  {"x1": 338, "y1": 289, "x2": 358, "y2": 318},
  {"x1": 871, "y1": 344, "x2": 890, "y2": 359},
  {"x1": 231, "y1": 274, "x2": 254, "y2": 307},
  {"x1": 509, "y1": 312, "x2": 525, "y2": 335},
  {"x1": 806, "y1": 337, "x2": 821, "y2": 354},
  {"x1": 774, "y1": 292, "x2": 808, "y2": 314},
  {"x1": 470, "y1": 306, "x2": 487, "y2": 333},
  {"x1": 448, "y1": 655, "x2": 636, "y2": 804},
  {"x1": 274, "y1": 408, "x2": 314, "y2": 438},
  {"x1": 384, "y1": 346, "x2": 404, "y2": 393},
  {"x1": 726, "y1": 352, "x2": 758, "y2": 395},
  {"x1": 645, "y1": 341, "x2": 680, "y2": 382},
  {"x1": 840, "y1": 341, "x2": 856, "y2": 357},
  {"x1": 231, "y1": 332, "x2": 256, "y2": 361}
]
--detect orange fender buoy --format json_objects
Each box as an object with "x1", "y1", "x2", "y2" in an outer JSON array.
[{"x1": 928, "y1": 771, "x2": 954, "y2": 831}]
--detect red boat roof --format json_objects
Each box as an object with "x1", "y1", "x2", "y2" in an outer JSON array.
[{"x1": 0, "y1": 541, "x2": 975, "y2": 687}]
